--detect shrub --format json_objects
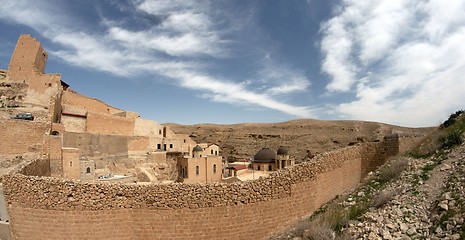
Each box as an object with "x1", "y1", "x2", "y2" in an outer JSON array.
[
  {"x1": 442, "y1": 130, "x2": 463, "y2": 149},
  {"x1": 372, "y1": 190, "x2": 395, "y2": 208},
  {"x1": 378, "y1": 157, "x2": 409, "y2": 184},
  {"x1": 441, "y1": 110, "x2": 464, "y2": 129},
  {"x1": 303, "y1": 221, "x2": 335, "y2": 240}
]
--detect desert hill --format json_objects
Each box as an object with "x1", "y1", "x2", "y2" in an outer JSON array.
[{"x1": 165, "y1": 119, "x2": 433, "y2": 162}]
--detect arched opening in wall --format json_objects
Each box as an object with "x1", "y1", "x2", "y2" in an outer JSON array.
[
  {"x1": 257, "y1": 165, "x2": 260, "y2": 171},
  {"x1": 86, "y1": 167, "x2": 91, "y2": 174},
  {"x1": 196, "y1": 166, "x2": 199, "y2": 175},
  {"x1": 51, "y1": 131, "x2": 59, "y2": 136},
  {"x1": 215, "y1": 151, "x2": 218, "y2": 155},
  {"x1": 70, "y1": 161, "x2": 72, "y2": 167},
  {"x1": 213, "y1": 164, "x2": 217, "y2": 173},
  {"x1": 268, "y1": 165, "x2": 272, "y2": 171}
]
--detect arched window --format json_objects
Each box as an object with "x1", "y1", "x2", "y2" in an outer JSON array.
[
  {"x1": 268, "y1": 165, "x2": 272, "y2": 171},
  {"x1": 257, "y1": 165, "x2": 260, "y2": 171},
  {"x1": 51, "y1": 131, "x2": 59, "y2": 135},
  {"x1": 86, "y1": 167, "x2": 91, "y2": 174},
  {"x1": 213, "y1": 164, "x2": 217, "y2": 173},
  {"x1": 196, "y1": 166, "x2": 199, "y2": 175}
]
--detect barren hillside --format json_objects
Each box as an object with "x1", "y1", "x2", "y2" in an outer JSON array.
[{"x1": 166, "y1": 119, "x2": 433, "y2": 162}]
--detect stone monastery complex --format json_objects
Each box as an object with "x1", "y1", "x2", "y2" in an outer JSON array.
[{"x1": 0, "y1": 35, "x2": 426, "y2": 239}]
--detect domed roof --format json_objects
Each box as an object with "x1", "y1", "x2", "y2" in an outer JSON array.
[
  {"x1": 277, "y1": 146, "x2": 288, "y2": 155},
  {"x1": 193, "y1": 145, "x2": 203, "y2": 152},
  {"x1": 253, "y1": 148, "x2": 276, "y2": 163}
]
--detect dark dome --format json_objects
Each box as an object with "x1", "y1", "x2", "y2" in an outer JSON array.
[
  {"x1": 277, "y1": 146, "x2": 288, "y2": 155},
  {"x1": 193, "y1": 145, "x2": 203, "y2": 152},
  {"x1": 253, "y1": 148, "x2": 276, "y2": 163}
]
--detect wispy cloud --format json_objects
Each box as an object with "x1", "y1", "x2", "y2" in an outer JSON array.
[
  {"x1": 321, "y1": 0, "x2": 465, "y2": 127},
  {"x1": 0, "y1": 0, "x2": 313, "y2": 119}
]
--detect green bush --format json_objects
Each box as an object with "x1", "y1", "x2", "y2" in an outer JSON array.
[
  {"x1": 442, "y1": 130, "x2": 463, "y2": 149},
  {"x1": 441, "y1": 110, "x2": 464, "y2": 129}
]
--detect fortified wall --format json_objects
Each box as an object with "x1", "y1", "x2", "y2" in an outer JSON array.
[{"x1": 1, "y1": 135, "x2": 420, "y2": 240}]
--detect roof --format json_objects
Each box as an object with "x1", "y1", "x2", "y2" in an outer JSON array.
[
  {"x1": 193, "y1": 145, "x2": 203, "y2": 152},
  {"x1": 253, "y1": 148, "x2": 276, "y2": 163},
  {"x1": 277, "y1": 146, "x2": 288, "y2": 155},
  {"x1": 226, "y1": 165, "x2": 246, "y2": 170}
]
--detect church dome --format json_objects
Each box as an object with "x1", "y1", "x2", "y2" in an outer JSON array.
[
  {"x1": 193, "y1": 145, "x2": 203, "y2": 152},
  {"x1": 253, "y1": 148, "x2": 276, "y2": 163},
  {"x1": 277, "y1": 146, "x2": 288, "y2": 155}
]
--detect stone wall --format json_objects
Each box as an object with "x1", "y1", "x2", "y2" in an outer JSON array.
[
  {"x1": 1, "y1": 136, "x2": 409, "y2": 240},
  {"x1": 0, "y1": 120, "x2": 48, "y2": 155},
  {"x1": 63, "y1": 132, "x2": 129, "y2": 157},
  {"x1": 61, "y1": 90, "x2": 123, "y2": 115},
  {"x1": 86, "y1": 112, "x2": 135, "y2": 136}
]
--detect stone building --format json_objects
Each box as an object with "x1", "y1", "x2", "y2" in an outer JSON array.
[
  {"x1": 251, "y1": 146, "x2": 294, "y2": 171},
  {"x1": 177, "y1": 145, "x2": 223, "y2": 183},
  {"x1": 1, "y1": 34, "x2": 222, "y2": 184}
]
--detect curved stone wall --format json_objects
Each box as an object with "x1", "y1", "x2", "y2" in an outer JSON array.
[{"x1": 2, "y1": 137, "x2": 406, "y2": 239}]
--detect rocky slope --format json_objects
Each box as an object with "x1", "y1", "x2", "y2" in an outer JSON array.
[
  {"x1": 271, "y1": 141, "x2": 465, "y2": 240},
  {"x1": 166, "y1": 119, "x2": 432, "y2": 162}
]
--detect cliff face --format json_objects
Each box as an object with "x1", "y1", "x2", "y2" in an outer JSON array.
[{"x1": 166, "y1": 119, "x2": 433, "y2": 162}]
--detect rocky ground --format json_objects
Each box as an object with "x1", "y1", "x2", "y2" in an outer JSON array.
[{"x1": 271, "y1": 142, "x2": 465, "y2": 240}]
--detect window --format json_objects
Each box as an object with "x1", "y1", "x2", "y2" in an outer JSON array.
[
  {"x1": 159, "y1": 130, "x2": 162, "y2": 135},
  {"x1": 211, "y1": 149, "x2": 214, "y2": 154},
  {"x1": 70, "y1": 161, "x2": 73, "y2": 167},
  {"x1": 86, "y1": 167, "x2": 91, "y2": 174},
  {"x1": 213, "y1": 164, "x2": 217, "y2": 173},
  {"x1": 170, "y1": 144, "x2": 173, "y2": 149},
  {"x1": 163, "y1": 144, "x2": 166, "y2": 151},
  {"x1": 215, "y1": 151, "x2": 218, "y2": 155},
  {"x1": 282, "y1": 160, "x2": 286, "y2": 168},
  {"x1": 184, "y1": 139, "x2": 186, "y2": 143},
  {"x1": 257, "y1": 165, "x2": 260, "y2": 171},
  {"x1": 157, "y1": 144, "x2": 161, "y2": 150},
  {"x1": 196, "y1": 166, "x2": 199, "y2": 175},
  {"x1": 268, "y1": 165, "x2": 272, "y2": 171}
]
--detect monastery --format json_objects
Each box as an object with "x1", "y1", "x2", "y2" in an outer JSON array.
[
  {"x1": 0, "y1": 34, "x2": 294, "y2": 185},
  {"x1": 0, "y1": 34, "x2": 226, "y2": 184}
]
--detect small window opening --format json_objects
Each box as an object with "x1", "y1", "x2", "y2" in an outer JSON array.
[
  {"x1": 268, "y1": 165, "x2": 272, "y2": 171},
  {"x1": 213, "y1": 164, "x2": 217, "y2": 173},
  {"x1": 86, "y1": 167, "x2": 91, "y2": 174},
  {"x1": 196, "y1": 166, "x2": 199, "y2": 175},
  {"x1": 70, "y1": 161, "x2": 73, "y2": 167},
  {"x1": 157, "y1": 144, "x2": 161, "y2": 150},
  {"x1": 170, "y1": 144, "x2": 173, "y2": 149}
]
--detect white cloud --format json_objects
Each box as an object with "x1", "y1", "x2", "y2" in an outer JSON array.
[
  {"x1": 322, "y1": 0, "x2": 465, "y2": 127},
  {"x1": 0, "y1": 0, "x2": 313, "y2": 119}
]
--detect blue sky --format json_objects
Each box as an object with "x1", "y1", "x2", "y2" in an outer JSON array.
[{"x1": 1, "y1": 0, "x2": 464, "y2": 127}]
